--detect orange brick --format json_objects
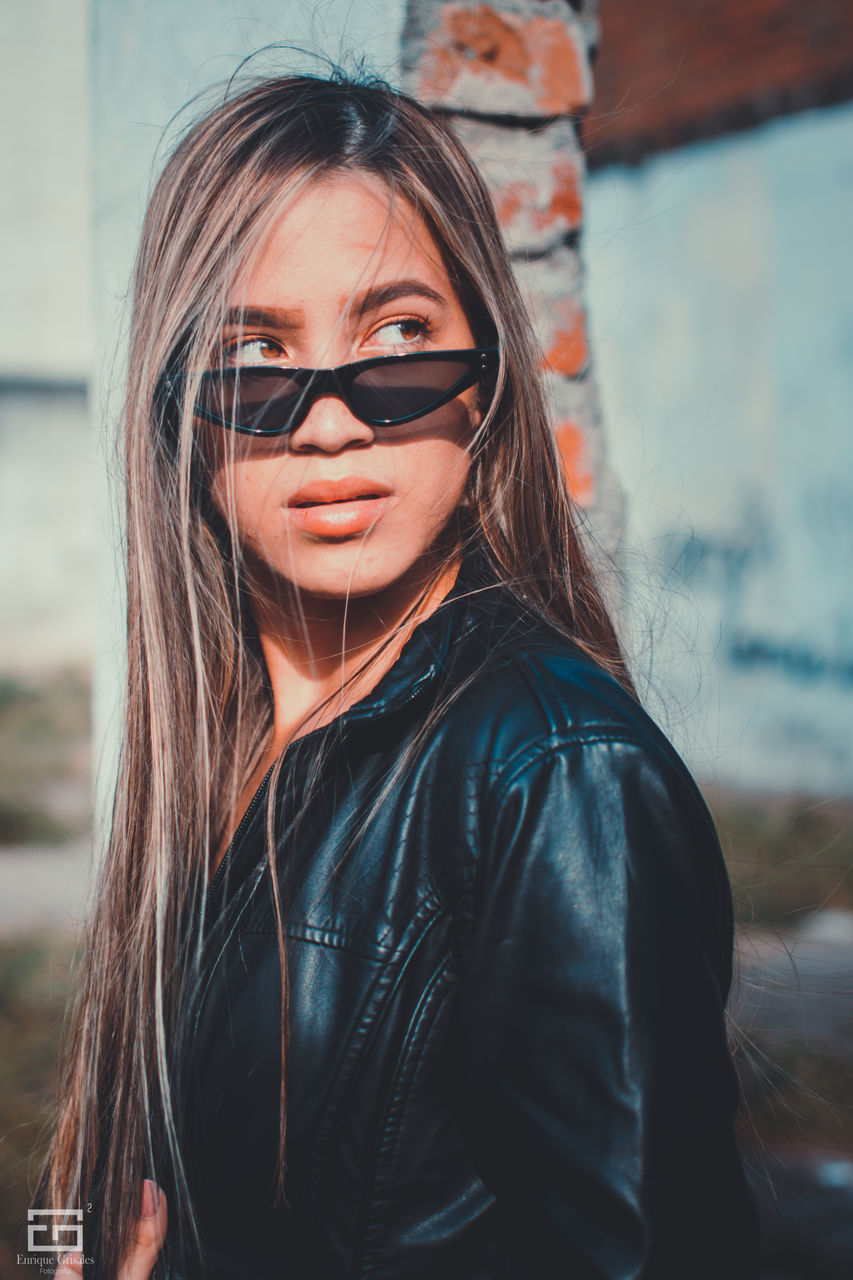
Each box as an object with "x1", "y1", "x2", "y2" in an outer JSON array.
[
  {"x1": 555, "y1": 419, "x2": 596, "y2": 507},
  {"x1": 494, "y1": 178, "x2": 532, "y2": 231},
  {"x1": 527, "y1": 14, "x2": 587, "y2": 115},
  {"x1": 418, "y1": 4, "x2": 590, "y2": 114},
  {"x1": 590, "y1": 0, "x2": 852, "y2": 167},
  {"x1": 544, "y1": 302, "x2": 588, "y2": 378},
  {"x1": 535, "y1": 154, "x2": 583, "y2": 232}
]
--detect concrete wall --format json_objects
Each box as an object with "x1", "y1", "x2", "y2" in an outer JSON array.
[
  {"x1": 585, "y1": 101, "x2": 853, "y2": 794},
  {"x1": 0, "y1": 387, "x2": 94, "y2": 674},
  {"x1": 91, "y1": 0, "x2": 407, "y2": 359},
  {"x1": 0, "y1": 0, "x2": 91, "y2": 383},
  {"x1": 0, "y1": 1, "x2": 93, "y2": 675}
]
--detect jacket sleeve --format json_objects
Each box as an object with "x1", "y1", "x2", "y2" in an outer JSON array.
[{"x1": 450, "y1": 732, "x2": 760, "y2": 1279}]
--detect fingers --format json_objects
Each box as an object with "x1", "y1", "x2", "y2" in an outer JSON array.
[
  {"x1": 57, "y1": 1180, "x2": 168, "y2": 1280},
  {"x1": 55, "y1": 1252, "x2": 84, "y2": 1278},
  {"x1": 118, "y1": 1180, "x2": 168, "y2": 1280}
]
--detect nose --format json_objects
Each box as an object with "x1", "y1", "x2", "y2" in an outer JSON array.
[{"x1": 287, "y1": 390, "x2": 376, "y2": 453}]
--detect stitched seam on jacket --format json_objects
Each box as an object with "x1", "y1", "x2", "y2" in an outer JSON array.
[
  {"x1": 357, "y1": 956, "x2": 457, "y2": 1278},
  {"x1": 513, "y1": 648, "x2": 565, "y2": 738},
  {"x1": 481, "y1": 728, "x2": 733, "y2": 999},
  {"x1": 486, "y1": 729, "x2": 654, "y2": 804},
  {"x1": 485, "y1": 729, "x2": 726, "y2": 890},
  {"x1": 302, "y1": 890, "x2": 463, "y2": 1221},
  {"x1": 487, "y1": 727, "x2": 724, "y2": 864},
  {"x1": 240, "y1": 851, "x2": 476, "y2": 955},
  {"x1": 240, "y1": 915, "x2": 397, "y2": 960}
]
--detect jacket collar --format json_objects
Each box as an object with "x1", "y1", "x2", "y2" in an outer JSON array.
[{"x1": 343, "y1": 537, "x2": 505, "y2": 725}]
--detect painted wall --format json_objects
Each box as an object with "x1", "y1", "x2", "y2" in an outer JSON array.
[
  {"x1": 0, "y1": 0, "x2": 91, "y2": 383},
  {"x1": 91, "y1": 0, "x2": 406, "y2": 346},
  {"x1": 0, "y1": 387, "x2": 93, "y2": 673},
  {"x1": 585, "y1": 101, "x2": 853, "y2": 794},
  {"x1": 0, "y1": 1, "x2": 93, "y2": 675}
]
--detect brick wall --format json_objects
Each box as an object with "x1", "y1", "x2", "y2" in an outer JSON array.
[
  {"x1": 589, "y1": 0, "x2": 853, "y2": 167},
  {"x1": 402, "y1": 0, "x2": 623, "y2": 546}
]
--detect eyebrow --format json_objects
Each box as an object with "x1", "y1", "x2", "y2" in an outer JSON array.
[
  {"x1": 352, "y1": 280, "x2": 448, "y2": 317},
  {"x1": 222, "y1": 280, "x2": 449, "y2": 330}
]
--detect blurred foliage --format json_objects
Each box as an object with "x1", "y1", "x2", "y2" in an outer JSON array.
[
  {"x1": 0, "y1": 930, "x2": 78, "y2": 1273},
  {"x1": 709, "y1": 792, "x2": 853, "y2": 929},
  {"x1": 0, "y1": 667, "x2": 91, "y2": 844}
]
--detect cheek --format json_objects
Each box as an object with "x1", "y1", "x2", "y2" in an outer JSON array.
[
  {"x1": 387, "y1": 402, "x2": 477, "y2": 526},
  {"x1": 208, "y1": 457, "x2": 281, "y2": 536},
  {"x1": 199, "y1": 421, "x2": 285, "y2": 531},
  {"x1": 393, "y1": 440, "x2": 472, "y2": 518}
]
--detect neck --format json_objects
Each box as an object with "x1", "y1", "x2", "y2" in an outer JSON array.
[{"x1": 245, "y1": 549, "x2": 462, "y2": 752}]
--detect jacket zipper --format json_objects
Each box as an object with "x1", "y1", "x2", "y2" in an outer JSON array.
[{"x1": 205, "y1": 763, "x2": 275, "y2": 903}]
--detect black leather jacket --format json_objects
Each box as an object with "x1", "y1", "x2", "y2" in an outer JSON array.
[{"x1": 176, "y1": 539, "x2": 760, "y2": 1279}]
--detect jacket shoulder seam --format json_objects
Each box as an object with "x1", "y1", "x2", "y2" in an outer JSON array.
[
  {"x1": 488, "y1": 729, "x2": 656, "y2": 805},
  {"x1": 484, "y1": 729, "x2": 724, "y2": 892}
]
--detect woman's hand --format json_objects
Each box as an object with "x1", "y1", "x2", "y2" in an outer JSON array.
[{"x1": 56, "y1": 1179, "x2": 167, "y2": 1279}]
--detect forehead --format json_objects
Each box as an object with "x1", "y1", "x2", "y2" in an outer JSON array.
[{"x1": 234, "y1": 171, "x2": 451, "y2": 305}]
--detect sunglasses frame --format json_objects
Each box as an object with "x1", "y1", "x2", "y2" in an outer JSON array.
[{"x1": 165, "y1": 347, "x2": 500, "y2": 438}]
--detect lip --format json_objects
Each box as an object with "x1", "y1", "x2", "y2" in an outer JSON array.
[
  {"x1": 285, "y1": 475, "x2": 392, "y2": 537},
  {"x1": 287, "y1": 476, "x2": 392, "y2": 508}
]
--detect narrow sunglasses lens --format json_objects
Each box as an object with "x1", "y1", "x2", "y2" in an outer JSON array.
[
  {"x1": 198, "y1": 370, "x2": 304, "y2": 434},
  {"x1": 350, "y1": 358, "x2": 473, "y2": 424}
]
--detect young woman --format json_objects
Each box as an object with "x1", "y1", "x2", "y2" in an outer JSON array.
[{"x1": 39, "y1": 73, "x2": 759, "y2": 1279}]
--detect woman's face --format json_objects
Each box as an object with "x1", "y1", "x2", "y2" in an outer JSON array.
[{"x1": 204, "y1": 172, "x2": 481, "y2": 603}]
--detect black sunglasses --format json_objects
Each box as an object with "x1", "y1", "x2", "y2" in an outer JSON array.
[{"x1": 165, "y1": 347, "x2": 499, "y2": 437}]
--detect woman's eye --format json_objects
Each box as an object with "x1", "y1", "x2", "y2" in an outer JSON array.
[
  {"x1": 370, "y1": 318, "x2": 431, "y2": 348},
  {"x1": 222, "y1": 336, "x2": 285, "y2": 366}
]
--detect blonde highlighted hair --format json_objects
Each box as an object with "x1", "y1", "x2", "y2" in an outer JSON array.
[{"x1": 33, "y1": 69, "x2": 632, "y2": 1276}]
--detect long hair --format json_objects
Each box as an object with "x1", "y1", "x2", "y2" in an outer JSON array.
[{"x1": 33, "y1": 70, "x2": 633, "y2": 1276}]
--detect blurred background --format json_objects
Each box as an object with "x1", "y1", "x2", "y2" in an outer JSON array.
[{"x1": 1, "y1": 1, "x2": 851, "y2": 1275}]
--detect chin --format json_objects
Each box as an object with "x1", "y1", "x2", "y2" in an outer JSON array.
[{"x1": 282, "y1": 546, "x2": 420, "y2": 601}]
